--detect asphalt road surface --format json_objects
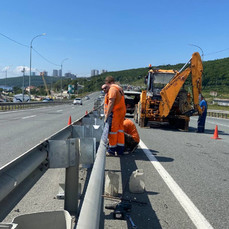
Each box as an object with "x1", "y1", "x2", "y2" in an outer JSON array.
[
  {"x1": 1, "y1": 103, "x2": 228, "y2": 228},
  {"x1": 0, "y1": 93, "x2": 98, "y2": 167}
]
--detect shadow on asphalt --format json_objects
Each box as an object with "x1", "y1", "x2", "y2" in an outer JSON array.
[{"x1": 117, "y1": 148, "x2": 163, "y2": 229}]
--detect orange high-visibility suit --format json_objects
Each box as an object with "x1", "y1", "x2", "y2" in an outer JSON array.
[
  {"x1": 107, "y1": 84, "x2": 126, "y2": 155},
  {"x1": 104, "y1": 94, "x2": 108, "y2": 115},
  {"x1": 123, "y1": 118, "x2": 140, "y2": 143}
]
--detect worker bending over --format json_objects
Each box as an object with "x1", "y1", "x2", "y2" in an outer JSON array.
[
  {"x1": 123, "y1": 118, "x2": 140, "y2": 154},
  {"x1": 104, "y1": 76, "x2": 126, "y2": 156}
]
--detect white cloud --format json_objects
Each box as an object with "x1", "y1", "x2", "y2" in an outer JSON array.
[
  {"x1": 14, "y1": 66, "x2": 30, "y2": 74},
  {"x1": 2, "y1": 66, "x2": 10, "y2": 71}
]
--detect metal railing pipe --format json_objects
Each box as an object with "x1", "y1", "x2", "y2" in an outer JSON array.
[
  {"x1": 0, "y1": 146, "x2": 47, "y2": 202},
  {"x1": 76, "y1": 140, "x2": 107, "y2": 229}
]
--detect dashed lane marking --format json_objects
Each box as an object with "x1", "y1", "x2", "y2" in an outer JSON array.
[{"x1": 22, "y1": 115, "x2": 36, "y2": 119}]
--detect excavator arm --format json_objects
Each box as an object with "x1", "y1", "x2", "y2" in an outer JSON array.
[
  {"x1": 40, "y1": 72, "x2": 50, "y2": 97},
  {"x1": 159, "y1": 52, "x2": 203, "y2": 117}
]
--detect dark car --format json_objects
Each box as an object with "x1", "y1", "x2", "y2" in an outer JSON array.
[
  {"x1": 42, "y1": 98, "x2": 53, "y2": 102},
  {"x1": 124, "y1": 91, "x2": 141, "y2": 114}
]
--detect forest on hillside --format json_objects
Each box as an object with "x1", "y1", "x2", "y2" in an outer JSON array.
[
  {"x1": 1, "y1": 56, "x2": 229, "y2": 95},
  {"x1": 81, "y1": 56, "x2": 229, "y2": 94}
]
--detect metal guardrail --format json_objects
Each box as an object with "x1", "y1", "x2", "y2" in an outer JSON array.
[
  {"x1": 77, "y1": 140, "x2": 106, "y2": 229},
  {"x1": 0, "y1": 101, "x2": 72, "y2": 111},
  {"x1": 0, "y1": 104, "x2": 106, "y2": 228},
  {"x1": 207, "y1": 109, "x2": 229, "y2": 119}
]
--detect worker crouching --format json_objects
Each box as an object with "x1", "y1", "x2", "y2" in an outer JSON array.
[{"x1": 123, "y1": 118, "x2": 140, "y2": 154}]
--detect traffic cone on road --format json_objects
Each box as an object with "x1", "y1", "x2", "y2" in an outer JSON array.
[
  {"x1": 68, "y1": 116, "x2": 72, "y2": 126},
  {"x1": 211, "y1": 125, "x2": 221, "y2": 139}
]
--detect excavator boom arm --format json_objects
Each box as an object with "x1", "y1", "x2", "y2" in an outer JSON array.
[{"x1": 159, "y1": 52, "x2": 203, "y2": 117}]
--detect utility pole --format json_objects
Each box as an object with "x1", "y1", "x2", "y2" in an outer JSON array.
[
  {"x1": 60, "y1": 58, "x2": 69, "y2": 100},
  {"x1": 4, "y1": 70, "x2": 7, "y2": 91},
  {"x1": 22, "y1": 68, "x2": 25, "y2": 101}
]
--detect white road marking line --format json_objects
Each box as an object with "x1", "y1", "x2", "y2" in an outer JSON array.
[
  {"x1": 207, "y1": 120, "x2": 229, "y2": 128},
  {"x1": 22, "y1": 115, "x2": 36, "y2": 119},
  {"x1": 192, "y1": 117, "x2": 229, "y2": 128},
  {"x1": 56, "y1": 110, "x2": 63, "y2": 112},
  {"x1": 139, "y1": 140, "x2": 213, "y2": 229}
]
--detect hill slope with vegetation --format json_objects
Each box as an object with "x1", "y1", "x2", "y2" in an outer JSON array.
[{"x1": 1, "y1": 56, "x2": 229, "y2": 97}]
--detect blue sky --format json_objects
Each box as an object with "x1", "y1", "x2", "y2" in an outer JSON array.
[{"x1": 0, "y1": 0, "x2": 229, "y2": 79}]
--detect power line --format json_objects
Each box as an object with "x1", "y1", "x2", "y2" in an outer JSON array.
[
  {"x1": 0, "y1": 32, "x2": 60, "y2": 67},
  {"x1": 32, "y1": 48, "x2": 60, "y2": 67},
  {"x1": 0, "y1": 32, "x2": 29, "y2": 48},
  {"x1": 205, "y1": 48, "x2": 229, "y2": 56}
]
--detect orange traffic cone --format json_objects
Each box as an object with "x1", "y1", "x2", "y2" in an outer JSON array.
[
  {"x1": 211, "y1": 125, "x2": 221, "y2": 139},
  {"x1": 68, "y1": 116, "x2": 72, "y2": 126}
]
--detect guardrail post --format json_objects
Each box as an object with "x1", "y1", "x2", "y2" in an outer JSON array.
[
  {"x1": 64, "y1": 139, "x2": 80, "y2": 214},
  {"x1": 48, "y1": 138, "x2": 81, "y2": 214}
]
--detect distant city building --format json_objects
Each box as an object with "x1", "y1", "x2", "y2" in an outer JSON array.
[
  {"x1": 31, "y1": 72, "x2": 36, "y2": 76},
  {"x1": 59, "y1": 69, "x2": 62, "y2": 77},
  {"x1": 91, "y1": 69, "x2": 99, "y2": 76},
  {"x1": 43, "y1": 71, "x2": 48, "y2": 76},
  {"x1": 101, "y1": 69, "x2": 107, "y2": 74},
  {"x1": 53, "y1": 69, "x2": 58, "y2": 77},
  {"x1": 65, "y1": 72, "x2": 76, "y2": 79}
]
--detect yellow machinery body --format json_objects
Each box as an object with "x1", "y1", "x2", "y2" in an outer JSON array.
[{"x1": 134, "y1": 52, "x2": 203, "y2": 130}]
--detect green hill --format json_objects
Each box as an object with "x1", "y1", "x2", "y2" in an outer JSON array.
[
  {"x1": 1, "y1": 56, "x2": 229, "y2": 96},
  {"x1": 79, "y1": 56, "x2": 229, "y2": 95},
  {"x1": 0, "y1": 75, "x2": 61, "y2": 88}
]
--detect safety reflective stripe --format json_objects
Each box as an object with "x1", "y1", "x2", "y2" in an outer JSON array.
[
  {"x1": 109, "y1": 129, "x2": 123, "y2": 134},
  {"x1": 109, "y1": 144, "x2": 117, "y2": 148},
  {"x1": 117, "y1": 143, "x2": 125, "y2": 146}
]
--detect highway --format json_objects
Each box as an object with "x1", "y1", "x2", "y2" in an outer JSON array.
[
  {"x1": 0, "y1": 94, "x2": 98, "y2": 167},
  {"x1": 1, "y1": 100, "x2": 228, "y2": 228}
]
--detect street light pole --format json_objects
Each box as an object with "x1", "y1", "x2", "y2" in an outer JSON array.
[
  {"x1": 60, "y1": 58, "x2": 68, "y2": 99},
  {"x1": 22, "y1": 67, "x2": 25, "y2": 101},
  {"x1": 29, "y1": 33, "x2": 46, "y2": 100}
]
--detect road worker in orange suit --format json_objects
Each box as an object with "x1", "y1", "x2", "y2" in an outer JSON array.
[
  {"x1": 103, "y1": 76, "x2": 126, "y2": 156},
  {"x1": 123, "y1": 118, "x2": 140, "y2": 154},
  {"x1": 101, "y1": 84, "x2": 109, "y2": 115}
]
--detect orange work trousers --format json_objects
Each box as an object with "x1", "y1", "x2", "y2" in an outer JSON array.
[{"x1": 108, "y1": 110, "x2": 125, "y2": 155}]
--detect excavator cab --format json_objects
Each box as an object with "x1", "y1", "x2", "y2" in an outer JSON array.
[{"x1": 146, "y1": 69, "x2": 176, "y2": 99}]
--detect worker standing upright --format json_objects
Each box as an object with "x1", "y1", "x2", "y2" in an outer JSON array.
[
  {"x1": 104, "y1": 76, "x2": 126, "y2": 156},
  {"x1": 197, "y1": 94, "x2": 207, "y2": 133}
]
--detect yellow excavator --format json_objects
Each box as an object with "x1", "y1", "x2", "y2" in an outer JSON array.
[{"x1": 134, "y1": 52, "x2": 203, "y2": 130}]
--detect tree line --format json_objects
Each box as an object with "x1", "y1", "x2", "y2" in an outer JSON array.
[{"x1": 1, "y1": 56, "x2": 229, "y2": 95}]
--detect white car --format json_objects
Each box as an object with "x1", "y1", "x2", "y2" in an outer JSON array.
[{"x1": 73, "y1": 98, "x2": 83, "y2": 105}]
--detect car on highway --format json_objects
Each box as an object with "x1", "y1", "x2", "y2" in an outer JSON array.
[
  {"x1": 85, "y1": 96, "x2": 90, "y2": 100},
  {"x1": 73, "y1": 98, "x2": 83, "y2": 105},
  {"x1": 42, "y1": 98, "x2": 53, "y2": 102}
]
